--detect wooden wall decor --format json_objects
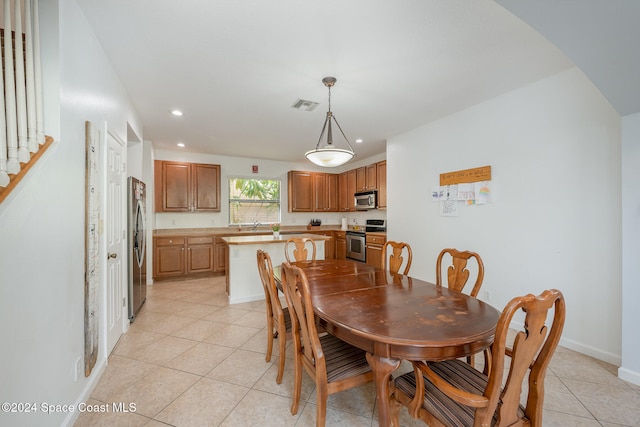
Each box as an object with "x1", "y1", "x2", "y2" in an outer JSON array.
[
  {"x1": 440, "y1": 165, "x2": 491, "y2": 186},
  {"x1": 84, "y1": 121, "x2": 100, "y2": 377}
]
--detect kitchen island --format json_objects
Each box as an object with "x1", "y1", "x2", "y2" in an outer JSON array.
[{"x1": 222, "y1": 233, "x2": 331, "y2": 304}]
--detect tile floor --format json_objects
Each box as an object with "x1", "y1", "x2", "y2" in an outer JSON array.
[{"x1": 75, "y1": 276, "x2": 640, "y2": 426}]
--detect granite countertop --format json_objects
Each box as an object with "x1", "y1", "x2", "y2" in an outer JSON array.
[{"x1": 153, "y1": 225, "x2": 385, "y2": 237}]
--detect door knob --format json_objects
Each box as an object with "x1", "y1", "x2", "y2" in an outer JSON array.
[{"x1": 108, "y1": 253, "x2": 117, "y2": 259}]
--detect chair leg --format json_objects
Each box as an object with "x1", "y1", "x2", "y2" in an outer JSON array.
[
  {"x1": 265, "y1": 318, "x2": 274, "y2": 362},
  {"x1": 276, "y1": 327, "x2": 286, "y2": 384},
  {"x1": 315, "y1": 384, "x2": 328, "y2": 427},
  {"x1": 291, "y1": 354, "x2": 302, "y2": 415}
]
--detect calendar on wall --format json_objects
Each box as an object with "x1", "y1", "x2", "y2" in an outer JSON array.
[{"x1": 84, "y1": 121, "x2": 100, "y2": 376}]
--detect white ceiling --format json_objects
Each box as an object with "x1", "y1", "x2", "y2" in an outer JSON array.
[
  {"x1": 75, "y1": 0, "x2": 619, "y2": 163},
  {"x1": 496, "y1": 0, "x2": 640, "y2": 117}
]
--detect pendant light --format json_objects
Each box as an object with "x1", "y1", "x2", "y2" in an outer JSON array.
[{"x1": 305, "y1": 76, "x2": 356, "y2": 167}]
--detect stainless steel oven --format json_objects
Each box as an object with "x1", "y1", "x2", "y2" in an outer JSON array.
[
  {"x1": 346, "y1": 231, "x2": 366, "y2": 262},
  {"x1": 346, "y1": 219, "x2": 386, "y2": 262}
]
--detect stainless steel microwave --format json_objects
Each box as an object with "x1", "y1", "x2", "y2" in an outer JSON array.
[{"x1": 354, "y1": 190, "x2": 377, "y2": 210}]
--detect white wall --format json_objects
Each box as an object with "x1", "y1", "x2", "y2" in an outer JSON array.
[
  {"x1": 387, "y1": 67, "x2": 622, "y2": 365},
  {"x1": 0, "y1": 1, "x2": 143, "y2": 426},
  {"x1": 620, "y1": 112, "x2": 640, "y2": 384},
  {"x1": 153, "y1": 150, "x2": 387, "y2": 230}
]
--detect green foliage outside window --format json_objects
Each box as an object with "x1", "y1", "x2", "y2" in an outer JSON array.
[{"x1": 229, "y1": 178, "x2": 281, "y2": 225}]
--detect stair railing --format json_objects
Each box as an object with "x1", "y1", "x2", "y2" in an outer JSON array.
[{"x1": 0, "y1": 0, "x2": 50, "y2": 202}]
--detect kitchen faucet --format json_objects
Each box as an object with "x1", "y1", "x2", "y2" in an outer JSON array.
[{"x1": 252, "y1": 220, "x2": 259, "y2": 230}]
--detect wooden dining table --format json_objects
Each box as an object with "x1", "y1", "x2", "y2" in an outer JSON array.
[{"x1": 273, "y1": 259, "x2": 500, "y2": 427}]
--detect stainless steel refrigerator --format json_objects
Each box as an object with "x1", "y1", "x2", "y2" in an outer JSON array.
[{"x1": 128, "y1": 177, "x2": 147, "y2": 321}]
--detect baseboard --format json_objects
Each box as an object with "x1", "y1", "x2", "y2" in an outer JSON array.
[
  {"x1": 229, "y1": 293, "x2": 264, "y2": 305},
  {"x1": 618, "y1": 367, "x2": 640, "y2": 386},
  {"x1": 510, "y1": 320, "x2": 621, "y2": 366},
  {"x1": 558, "y1": 336, "x2": 621, "y2": 366},
  {"x1": 60, "y1": 357, "x2": 107, "y2": 427}
]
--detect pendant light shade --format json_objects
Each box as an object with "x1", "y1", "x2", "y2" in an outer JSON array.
[{"x1": 305, "y1": 77, "x2": 355, "y2": 167}]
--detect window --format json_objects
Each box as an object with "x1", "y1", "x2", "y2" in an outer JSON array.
[{"x1": 229, "y1": 178, "x2": 281, "y2": 226}]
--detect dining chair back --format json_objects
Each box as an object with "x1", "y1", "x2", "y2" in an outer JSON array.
[
  {"x1": 284, "y1": 237, "x2": 317, "y2": 263},
  {"x1": 436, "y1": 248, "x2": 484, "y2": 297},
  {"x1": 382, "y1": 241, "x2": 413, "y2": 275},
  {"x1": 256, "y1": 249, "x2": 292, "y2": 384},
  {"x1": 281, "y1": 261, "x2": 373, "y2": 426},
  {"x1": 391, "y1": 289, "x2": 566, "y2": 427}
]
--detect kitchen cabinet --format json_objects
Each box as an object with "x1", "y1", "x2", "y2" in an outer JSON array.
[
  {"x1": 356, "y1": 164, "x2": 378, "y2": 192},
  {"x1": 154, "y1": 160, "x2": 221, "y2": 212},
  {"x1": 186, "y1": 236, "x2": 214, "y2": 274},
  {"x1": 366, "y1": 233, "x2": 386, "y2": 269},
  {"x1": 338, "y1": 169, "x2": 357, "y2": 212},
  {"x1": 288, "y1": 170, "x2": 338, "y2": 213},
  {"x1": 313, "y1": 173, "x2": 338, "y2": 212},
  {"x1": 376, "y1": 160, "x2": 387, "y2": 209},
  {"x1": 154, "y1": 237, "x2": 186, "y2": 278},
  {"x1": 317, "y1": 230, "x2": 335, "y2": 259},
  {"x1": 335, "y1": 231, "x2": 346, "y2": 259},
  {"x1": 153, "y1": 234, "x2": 222, "y2": 279},
  {"x1": 214, "y1": 236, "x2": 228, "y2": 273},
  {"x1": 288, "y1": 171, "x2": 314, "y2": 212}
]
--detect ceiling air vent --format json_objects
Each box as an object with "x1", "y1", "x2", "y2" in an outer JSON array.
[{"x1": 291, "y1": 99, "x2": 320, "y2": 112}]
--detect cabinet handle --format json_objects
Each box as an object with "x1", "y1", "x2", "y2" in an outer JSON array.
[{"x1": 107, "y1": 253, "x2": 117, "y2": 259}]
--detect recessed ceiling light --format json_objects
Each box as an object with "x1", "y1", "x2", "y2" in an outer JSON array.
[
  {"x1": 355, "y1": 139, "x2": 364, "y2": 143},
  {"x1": 177, "y1": 142, "x2": 185, "y2": 147},
  {"x1": 171, "y1": 109, "x2": 183, "y2": 116}
]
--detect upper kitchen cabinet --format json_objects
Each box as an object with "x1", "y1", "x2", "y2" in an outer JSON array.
[
  {"x1": 338, "y1": 169, "x2": 357, "y2": 212},
  {"x1": 155, "y1": 160, "x2": 221, "y2": 212},
  {"x1": 288, "y1": 170, "x2": 339, "y2": 212},
  {"x1": 355, "y1": 164, "x2": 378, "y2": 192},
  {"x1": 314, "y1": 172, "x2": 338, "y2": 212},
  {"x1": 376, "y1": 160, "x2": 386, "y2": 209},
  {"x1": 288, "y1": 171, "x2": 314, "y2": 212}
]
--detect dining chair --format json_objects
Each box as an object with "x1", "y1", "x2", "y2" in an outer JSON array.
[
  {"x1": 436, "y1": 248, "x2": 485, "y2": 297},
  {"x1": 390, "y1": 289, "x2": 566, "y2": 427},
  {"x1": 281, "y1": 261, "x2": 374, "y2": 427},
  {"x1": 284, "y1": 237, "x2": 317, "y2": 263},
  {"x1": 256, "y1": 250, "x2": 292, "y2": 384},
  {"x1": 436, "y1": 248, "x2": 486, "y2": 368},
  {"x1": 382, "y1": 241, "x2": 413, "y2": 275}
]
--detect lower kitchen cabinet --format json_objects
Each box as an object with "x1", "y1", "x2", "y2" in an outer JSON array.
[
  {"x1": 154, "y1": 234, "x2": 223, "y2": 280},
  {"x1": 365, "y1": 233, "x2": 386, "y2": 269},
  {"x1": 335, "y1": 231, "x2": 346, "y2": 259},
  {"x1": 214, "y1": 237, "x2": 228, "y2": 273},
  {"x1": 154, "y1": 237, "x2": 186, "y2": 278},
  {"x1": 186, "y1": 236, "x2": 214, "y2": 274}
]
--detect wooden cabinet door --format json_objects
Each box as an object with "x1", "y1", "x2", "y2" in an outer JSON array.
[
  {"x1": 326, "y1": 173, "x2": 338, "y2": 212},
  {"x1": 192, "y1": 163, "x2": 221, "y2": 211},
  {"x1": 347, "y1": 169, "x2": 357, "y2": 211},
  {"x1": 214, "y1": 237, "x2": 228, "y2": 273},
  {"x1": 314, "y1": 173, "x2": 338, "y2": 212},
  {"x1": 366, "y1": 163, "x2": 378, "y2": 190},
  {"x1": 154, "y1": 237, "x2": 186, "y2": 277},
  {"x1": 288, "y1": 171, "x2": 314, "y2": 212},
  {"x1": 355, "y1": 167, "x2": 366, "y2": 192},
  {"x1": 377, "y1": 160, "x2": 387, "y2": 209},
  {"x1": 366, "y1": 245, "x2": 384, "y2": 269},
  {"x1": 335, "y1": 232, "x2": 346, "y2": 259},
  {"x1": 338, "y1": 172, "x2": 349, "y2": 211},
  {"x1": 187, "y1": 244, "x2": 214, "y2": 273},
  {"x1": 187, "y1": 237, "x2": 214, "y2": 274},
  {"x1": 157, "y1": 161, "x2": 190, "y2": 212},
  {"x1": 313, "y1": 173, "x2": 328, "y2": 211}
]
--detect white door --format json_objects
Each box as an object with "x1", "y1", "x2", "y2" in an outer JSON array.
[{"x1": 106, "y1": 132, "x2": 125, "y2": 355}]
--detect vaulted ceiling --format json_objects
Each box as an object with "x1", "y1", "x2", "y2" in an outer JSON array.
[{"x1": 76, "y1": 0, "x2": 635, "y2": 163}]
